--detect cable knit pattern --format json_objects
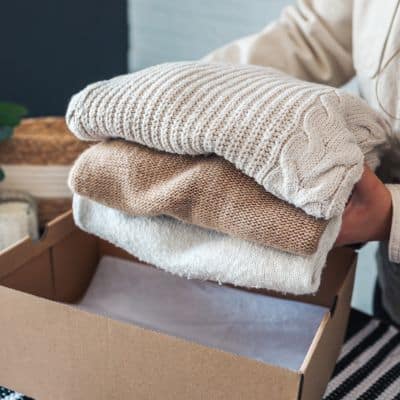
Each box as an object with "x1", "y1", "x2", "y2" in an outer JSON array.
[{"x1": 66, "y1": 62, "x2": 390, "y2": 219}]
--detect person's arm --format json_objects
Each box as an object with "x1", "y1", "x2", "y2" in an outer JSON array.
[{"x1": 203, "y1": 0, "x2": 355, "y2": 87}]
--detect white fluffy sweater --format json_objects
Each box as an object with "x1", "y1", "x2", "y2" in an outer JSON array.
[
  {"x1": 74, "y1": 194, "x2": 341, "y2": 295},
  {"x1": 66, "y1": 62, "x2": 390, "y2": 219}
]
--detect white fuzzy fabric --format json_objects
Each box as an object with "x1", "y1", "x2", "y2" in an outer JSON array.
[
  {"x1": 66, "y1": 62, "x2": 390, "y2": 219},
  {"x1": 0, "y1": 201, "x2": 39, "y2": 251},
  {"x1": 73, "y1": 194, "x2": 342, "y2": 295}
]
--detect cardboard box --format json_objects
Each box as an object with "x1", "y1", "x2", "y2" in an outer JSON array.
[{"x1": 0, "y1": 211, "x2": 357, "y2": 400}]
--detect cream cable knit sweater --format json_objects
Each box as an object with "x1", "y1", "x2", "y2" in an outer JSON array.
[{"x1": 66, "y1": 62, "x2": 390, "y2": 219}]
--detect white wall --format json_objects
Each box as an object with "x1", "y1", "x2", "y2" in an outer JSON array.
[
  {"x1": 352, "y1": 244, "x2": 378, "y2": 314},
  {"x1": 128, "y1": 0, "x2": 292, "y2": 71}
]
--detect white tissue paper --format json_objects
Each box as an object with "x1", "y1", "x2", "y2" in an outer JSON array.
[
  {"x1": 77, "y1": 256, "x2": 328, "y2": 371},
  {"x1": 77, "y1": 256, "x2": 328, "y2": 370}
]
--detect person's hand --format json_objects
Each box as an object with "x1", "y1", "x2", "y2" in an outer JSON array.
[{"x1": 335, "y1": 166, "x2": 393, "y2": 247}]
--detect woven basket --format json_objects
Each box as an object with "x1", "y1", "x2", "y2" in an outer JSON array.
[{"x1": 0, "y1": 117, "x2": 89, "y2": 165}]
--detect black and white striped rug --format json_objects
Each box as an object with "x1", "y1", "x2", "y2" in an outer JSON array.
[
  {"x1": 1, "y1": 310, "x2": 399, "y2": 400},
  {"x1": 324, "y1": 311, "x2": 400, "y2": 399}
]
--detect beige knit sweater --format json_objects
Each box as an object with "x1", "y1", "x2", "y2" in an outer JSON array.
[
  {"x1": 69, "y1": 140, "x2": 328, "y2": 256},
  {"x1": 66, "y1": 62, "x2": 390, "y2": 219}
]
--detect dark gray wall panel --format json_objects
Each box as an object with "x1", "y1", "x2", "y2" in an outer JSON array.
[{"x1": 1, "y1": 0, "x2": 127, "y2": 116}]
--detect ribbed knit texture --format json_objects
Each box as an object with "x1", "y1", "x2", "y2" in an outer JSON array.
[
  {"x1": 66, "y1": 62, "x2": 390, "y2": 219},
  {"x1": 69, "y1": 140, "x2": 328, "y2": 256}
]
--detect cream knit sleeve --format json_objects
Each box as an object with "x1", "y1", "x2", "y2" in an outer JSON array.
[
  {"x1": 202, "y1": 0, "x2": 355, "y2": 87},
  {"x1": 386, "y1": 184, "x2": 400, "y2": 264}
]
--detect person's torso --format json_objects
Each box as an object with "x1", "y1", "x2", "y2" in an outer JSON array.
[{"x1": 353, "y1": 0, "x2": 400, "y2": 179}]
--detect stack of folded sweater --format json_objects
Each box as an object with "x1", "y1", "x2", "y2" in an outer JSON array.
[{"x1": 66, "y1": 61, "x2": 390, "y2": 295}]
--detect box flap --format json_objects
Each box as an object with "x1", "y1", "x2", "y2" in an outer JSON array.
[
  {"x1": 0, "y1": 211, "x2": 75, "y2": 279},
  {"x1": 51, "y1": 228, "x2": 99, "y2": 302},
  {"x1": 0, "y1": 251, "x2": 55, "y2": 299},
  {"x1": 299, "y1": 254, "x2": 357, "y2": 400}
]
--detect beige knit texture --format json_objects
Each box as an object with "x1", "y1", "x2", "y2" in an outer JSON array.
[
  {"x1": 66, "y1": 62, "x2": 390, "y2": 219},
  {"x1": 69, "y1": 140, "x2": 328, "y2": 256}
]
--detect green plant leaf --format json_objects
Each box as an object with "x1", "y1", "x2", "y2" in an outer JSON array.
[
  {"x1": 0, "y1": 168, "x2": 4, "y2": 181},
  {"x1": 0, "y1": 102, "x2": 28, "y2": 127},
  {"x1": 0, "y1": 126, "x2": 13, "y2": 141}
]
